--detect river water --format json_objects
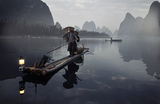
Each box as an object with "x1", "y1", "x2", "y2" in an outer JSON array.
[{"x1": 0, "y1": 37, "x2": 160, "y2": 104}]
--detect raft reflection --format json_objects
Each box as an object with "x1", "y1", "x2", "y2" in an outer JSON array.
[{"x1": 18, "y1": 72, "x2": 56, "y2": 95}]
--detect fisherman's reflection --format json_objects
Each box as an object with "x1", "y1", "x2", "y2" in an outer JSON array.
[{"x1": 63, "y1": 62, "x2": 80, "y2": 89}]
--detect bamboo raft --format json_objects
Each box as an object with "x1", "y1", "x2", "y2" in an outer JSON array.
[
  {"x1": 22, "y1": 48, "x2": 89, "y2": 76},
  {"x1": 105, "y1": 38, "x2": 122, "y2": 42}
]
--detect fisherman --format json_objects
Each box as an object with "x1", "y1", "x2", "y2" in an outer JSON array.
[{"x1": 63, "y1": 27, "x2": 80, "y2": 56}]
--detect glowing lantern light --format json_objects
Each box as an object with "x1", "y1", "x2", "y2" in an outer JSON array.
[
  {"x1": 19, "y1": 90, "x2": 25, "y2": 95},
  {"x1": 19, "y1": 81, "x2": 25, "y2": 95},
  {"x1": 19, "y1": 56, "x2": 25, "y2": 66}
]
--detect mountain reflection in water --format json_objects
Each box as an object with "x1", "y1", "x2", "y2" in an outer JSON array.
[{"x1": 118, "y1": 36, "x2": 160, "y2": 80}]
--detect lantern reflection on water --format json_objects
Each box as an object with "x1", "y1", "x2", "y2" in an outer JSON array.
[{"x1": 19, "y1": 81, "x2": 25, "y2": 95}]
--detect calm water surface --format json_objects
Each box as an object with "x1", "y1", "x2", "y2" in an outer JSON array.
[{"x1": 0, "y1": 37, "x2": 160, "y2": 104}]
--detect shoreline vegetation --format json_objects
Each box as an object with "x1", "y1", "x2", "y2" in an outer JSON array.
[
  {"x1": 0, "y1": 35, "x2": 109, "y2": 39},
  {"x1": 0, "y1": 20, "x2": 109, "y2": 38}
]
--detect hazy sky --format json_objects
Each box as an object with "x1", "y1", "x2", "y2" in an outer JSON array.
[{"x1": 42, "y1": 0, "x2": 158, "y2": 32}]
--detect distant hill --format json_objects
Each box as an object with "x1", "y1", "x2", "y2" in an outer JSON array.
[
  {"x1": 118, "y1": 1, "x2": 160, "y2": 36},
  {"x1": 118, "y1": 13, "x2": 138, "y2": 36},
  {"x1": 82, "y1": 21, "x2": 112, "y2": 35},
  {"x1": 0, "y1": 0, "x2": 60, "y2": 36},
  {"x1": 144, "y1": 1, "x2": 160, "y2": 33},
  {"x1": 0, "y1": 0, "x2": 54, "y2": 25},
  {"x1": 82, "y1": 21, "x2": 96, "y2": 32},
  {"x1": 96, "y1": 26, "x2": 112, "y2": 35},
  {"x1": 55, "y1": 22, "x2": 62, "y2": 30}
]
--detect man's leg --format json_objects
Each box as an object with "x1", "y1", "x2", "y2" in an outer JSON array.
[
  {"x1": 68, "y1": 43, "x2": 72, "y2": 56},
  {"x1": 71, "y1": 42, "x2": 75, "y2": 56}
]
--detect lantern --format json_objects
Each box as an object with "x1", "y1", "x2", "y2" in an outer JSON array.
[{"x1": 19, "y1": 56, "x2": 25, "y2": 66}]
